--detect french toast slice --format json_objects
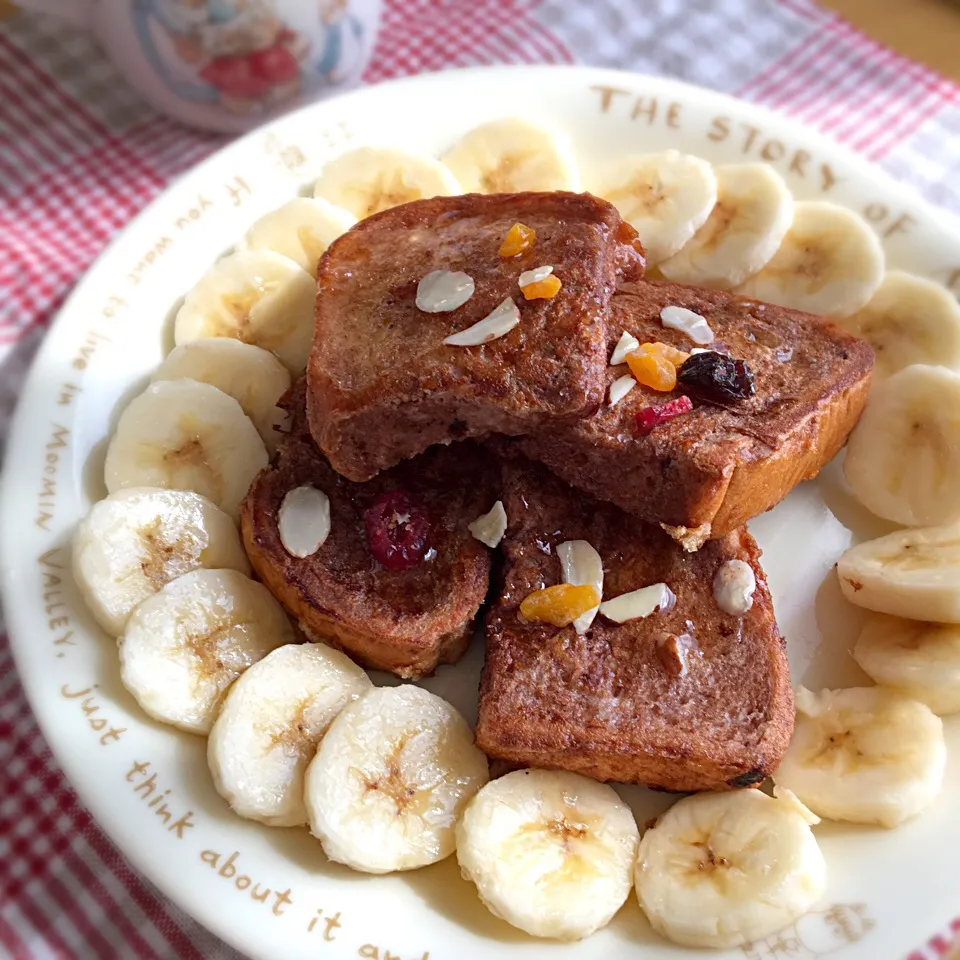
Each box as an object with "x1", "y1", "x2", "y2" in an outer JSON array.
[
  {"x1": 241, "y1": 385, "x2": 493, "y2": 679},
  {"x1": 477, "y1": 456, "x2": 794, "y2": 791},
  {"x1": 515, "y1": 279, "x2": 874, "y2": 547},
  {"x1": 307, "y1": 191, "x2": 645, "y2": 482}
]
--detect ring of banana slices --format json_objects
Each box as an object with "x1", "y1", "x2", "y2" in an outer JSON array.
[{"x1": 71, "y1": 114, "x2": 960, "y2": 950}]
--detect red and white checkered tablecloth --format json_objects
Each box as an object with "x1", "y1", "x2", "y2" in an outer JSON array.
[{"x1": 2, "y1": 1, "x2": 960, "y2": 957}]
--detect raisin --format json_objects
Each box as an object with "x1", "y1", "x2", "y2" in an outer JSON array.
[
  {"x1": 677, "y1": 351, "x2": 755, "y2": 402},
  {"x1": 363, "y1": 490, "x2": 431, "y2": 571},
  {"x1": 635, "y1": 395, "x2": 693, "y2": 436}
]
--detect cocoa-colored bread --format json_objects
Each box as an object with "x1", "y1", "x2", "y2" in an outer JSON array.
[
  {"x1": 307, "y1": 192, "x2": 645, "y2": 482},
  {"x1": 476, "y1": 456, "x2": 794, "y2": 791},
  {"x1": 515, "y1": 279, "x2": 874, "y2": 546},
  {"x1": 241, "y1": 386, "x2": 494, "y2": 679}
]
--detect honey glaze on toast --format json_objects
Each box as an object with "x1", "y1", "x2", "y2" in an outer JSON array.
[{"x1": 477, "y1": 456, "x2": 794, "y2": 792}]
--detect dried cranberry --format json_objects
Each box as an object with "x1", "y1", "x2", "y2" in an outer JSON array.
[
  {"x1": 363, "y1": 490, "x2": 431, "y2": 571},
  {"x1": 677, "y1": 351, "x2": 755, "y2": 402},
  {"x1": 636, "y1": 395, "x2": 693, "y2": 436}
]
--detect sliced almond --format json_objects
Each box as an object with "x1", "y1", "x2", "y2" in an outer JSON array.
[
  {"x1": 469, "y1": 501, "x2": 507, "y2": 548},
  {"x1": 610, "y1": 330, "x2": 640, "y2": 365},
  {"x1": 660, "y1": 305, "x2": 714, "y2": 345},
  {"x1": 518, "y1": 265, "x2": 554, "y2": 288},
  {"x1": 444, "y1": 297, "x2": 520, "y2": 347},
  {"x1": 557, "y1": 539, "x2": 603, "y2": 635},
  {"x1": 278, "y1": 486, "x2": 330, "y2": 558},
  {"x1": 608, "y1": 375, "x2": 637, "y2": 407},
  {"x1": 713, "y1": 559, "x2": 756, "y2": 615},
  {"x1": 416, "y1": 270, "x2": 475, "y2": 313},
  {"x1": 599, "y1": 583, "x2": 675, "y2": 623}
]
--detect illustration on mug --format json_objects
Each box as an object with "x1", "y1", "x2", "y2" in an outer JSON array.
[
  {"x1": 741, "y1": 904, "x2": 875, "y2": 959},
  {"x1": 133, "y1": 0, "x2": 365, "y2": 114}
]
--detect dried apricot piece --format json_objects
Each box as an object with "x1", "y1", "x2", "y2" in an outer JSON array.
[
  {"x1": 499, "y1": 222, "x2": 536, "y2": 258},
  {"x1": 627, "y1": 347, "x2": 677, "y2": 391},
  {"x1": 521, "y1": 274, "x2": 562, "y2": 300},
  {"x1": 519, "y1": 583, "x2": 601, "y2": 627},
  {"x1": 647, "y1": 341, "x2": 690, "y2": 367}
]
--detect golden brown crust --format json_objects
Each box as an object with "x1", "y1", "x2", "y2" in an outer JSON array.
[
  {"x1": 476, "y1": 456, "x2": 794, "y2": 791},
  {"x1": 307, "y1": 192, "x2": 645, "y2": 481},
  {"x1": 241, "y1": 408, "x2": 494, "y2": 678},
  {"x1": 515, "y1": 279, "x2": 874, "y2": 539}
]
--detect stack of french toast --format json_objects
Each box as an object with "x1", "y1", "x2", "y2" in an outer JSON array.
[{"x1": 241, "y1": 190, "x2": 874, "y2": 794}]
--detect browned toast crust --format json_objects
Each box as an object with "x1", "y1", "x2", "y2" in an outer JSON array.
[
  {"x1": 516, "y1": 280, "x2": 873, "y2": 540},
  {"x1": 241, "y1": 389, "x2": 493, "y2": 678},
  {"x1": 476, "y1": 456, "x2": 794, "y2": 791},
  {"x1": 307, "y1": 192, "x2": 645, "y2": 481}
]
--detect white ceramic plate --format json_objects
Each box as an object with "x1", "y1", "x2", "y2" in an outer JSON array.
[{"x1": 3, "y1": 65, "x2": 960, "y2": 960}]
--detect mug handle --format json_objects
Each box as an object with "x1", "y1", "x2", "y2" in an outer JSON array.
[{"x1": 13, "y1": 0, "x2": 94, "y2": 30}]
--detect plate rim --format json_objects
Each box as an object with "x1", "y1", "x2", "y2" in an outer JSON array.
[{"x1": 3, "y1": 62, "x2": 960, "y2": 960}]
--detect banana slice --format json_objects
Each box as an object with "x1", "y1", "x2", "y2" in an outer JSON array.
[
  {"x1": 844, "y1": 365, "x2": 960, "y2": 526},
  {"x1": 119, "y1": 568, "x2": 293, "y2": 734},
  {"x1": 659, "y1": 163, "x2": 793, "y2": 288},
  {"x1": 304, "y1": 685, "x2": 488, "y2": 873},
  {"x1": 774, "y1": 686, "x2": 945, "y2": 828},
  {"x1": 152, "y1": 340, "x2": 291, "y2": 451},
  {"x1": 838, "y1": 522, "x2": 960, "y2": 622},
  {"x1": 635, "y1": 790, "x2": 825, "y2": 949},
  {"x1": 313, "y1": 147, "x2": 461, "y2": 220},
  {"x1": 456, "y1": 769, "x2": 638, "y2": 941},
  {"x1": 72, "y1": 487, "x2": 249, "y2": 637},
  {"x1": 592, "y1": 150, "x2": 717, "y2": 265},
  {"x1": 174, "y1": 249, "x2": 316, "y2": 374},
  {"x1": 104, "y1": 379, "x2": 268, "y2": 522},
  {"x1": 736, "y1": 200, "x2": 884, "y2": 316},
  {"x1": 840, "y1": 270, "x2": 960, "y2": 380},
  {"x1": 242, "y1": 197, "x2": 356, "y2": 277},
  {"x1": 208, "y1": 642, "x2": 372, "y2": 826},
  {"x1": 441, "y1": 118, "x2": 580, "y2": 194},
  {"x1": 854, "y1": 613, "x2": 960, "y2": 715}
]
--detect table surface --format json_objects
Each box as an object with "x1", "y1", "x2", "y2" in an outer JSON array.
[{"x1": 822, "y1": 0, "x2": 960, "y2": 80}]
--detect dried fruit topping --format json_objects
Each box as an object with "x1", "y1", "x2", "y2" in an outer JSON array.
[
  {"x1": 627, "y1": 346, "x2": 678, "y2": 392},
  {"x1": 519, "y1": 583, "x2": 601, "y2": 627},
  {"x1": 518, "y1": 265, "x2": 561, "y2": 300},
  {"x1": 363, "y1": 490, "x2": 431, "y2": 571},
  {"x1": 649, "y1": 340, "x2": 691, "y2": 367},
  {"x1": 521, "y1": 275, "x2": 562, "y2": 300},
  {"x1": 499, "y1": 222, "x2": 536, "y2": 258},
  {"x1": 635, "y1": 395, "x2": 694, "y2": 435},
  {"x1": 677, "y1": 350, "x2": 756, "y2": 402}
]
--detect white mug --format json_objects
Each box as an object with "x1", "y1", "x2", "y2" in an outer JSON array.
[{"x1": 17, "y1": 0, "x2": 382, "y2": 133}]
